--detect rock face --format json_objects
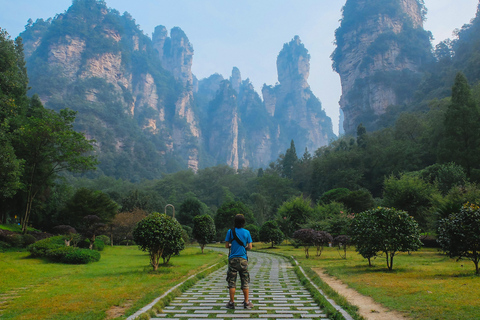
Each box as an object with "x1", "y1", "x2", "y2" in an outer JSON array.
[
  {"x1": 332, "y1": 0, "x2": 433, "y2": 134},
  {"x1": 264, "y1": 36, "x2": 335, "y2": 155},
  {"x1": 20, "y1": 0, "x2": 335, "y2": 178},
  {"x1": 152, "y1": 25, "x2": 200, "y2": 171}
]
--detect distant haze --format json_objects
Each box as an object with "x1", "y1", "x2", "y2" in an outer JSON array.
[{"x1": 0, "y1": 0, "x2": 478, "y2": 134}]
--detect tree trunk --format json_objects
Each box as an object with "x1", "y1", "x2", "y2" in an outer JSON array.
[{"x1": 201, "y1": 244, "x2": 205, "y2": 253}]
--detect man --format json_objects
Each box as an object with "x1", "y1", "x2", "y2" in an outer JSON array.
[{"x1": 224, "y1": 214, "x2": 253, "y2": 309}]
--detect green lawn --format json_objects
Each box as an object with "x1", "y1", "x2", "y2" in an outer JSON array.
[
  {"x1": 0, "y1": 245, "x2": 225, "y2": 319},
  {"x1": 254, "y1": 243, "x2": 480, "y2": 320}
]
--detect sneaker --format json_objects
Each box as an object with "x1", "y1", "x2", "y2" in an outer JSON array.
[
  {"x1": 226, "y1": 301, "x2": 235, "y2": 309},
  {"x1": 243, "y1": 300, "x2": 254, "y2": 309}
]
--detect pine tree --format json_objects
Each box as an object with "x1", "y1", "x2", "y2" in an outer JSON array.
[
  {"x1": 441, "y1": 72, "x2": 480, "y2": 177},
  {"x1": 282, "y1": 140, "x2": 298, "y2": 179}
]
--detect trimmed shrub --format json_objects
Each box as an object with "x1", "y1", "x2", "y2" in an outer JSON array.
[
  {"x1": 7, "y1": 234, "x2": 23, "y2": 248},
  {"x1": 46, "y1": 246, "x2": 77, "y2": 262},
  {"x1": 0, "y1": 241, "x2": 11, "y2": 251},
  {"x1": 63, "y1": 248, "x2": 101, "y2": 264},
  {"x1": 22, "y1": 234, "x2": 37, "y2": 247},
  {"x1": 93, "y1": 239, "x2": 105, "y2": 251},
  {"x1": 27, "y1": 236, "x2": 64, "y2": 257},
  {"x1": 96, "y1": 235, "x2": 110, "y2": 245},
  {"x1": 77, "y1": 239, "x2": 90, "y2": 249}
]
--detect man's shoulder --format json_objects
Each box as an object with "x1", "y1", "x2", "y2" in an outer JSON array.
[{"x1": 237, "y1": 228, "x2": 251, "y2": 236}]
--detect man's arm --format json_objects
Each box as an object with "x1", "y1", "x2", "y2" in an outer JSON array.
[
  {"x1": 246, "y1": 242, "x2": 252, "y2": 250},
  {"x1": 225, "y1": 242, "x2": 231, "y2": 249}
]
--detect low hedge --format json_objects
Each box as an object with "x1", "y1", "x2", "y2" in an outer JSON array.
[
  {"x1": 27, "y1": 236, "x2": 101, "y2": 264},
  {"x1": 46, "y1": 246, "x2": 77, "y2": 262},
  {"x1": 27, "y1": 236, "x2": 64, "y2": 257},
  {"x1": 63, "y1": 248, "x2": 101, "y2": 264}
]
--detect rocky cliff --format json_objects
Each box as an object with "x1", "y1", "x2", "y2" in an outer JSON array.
[
  {"x1": 264, "y1": 36, "x2": 335, "y2": 155},
  {"x1": 20, "y1": 0, "x2": 335, "y2": 179},
  {"x1": 332, "y1": 0, "x2": 433, "y2": 134}
]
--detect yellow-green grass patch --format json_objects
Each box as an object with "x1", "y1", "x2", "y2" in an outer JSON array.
[
  {"x1": 0, "y1": 245, "x2": 225, "y2": 319},
  {"x1": 254, "y1": 243, "x2": 480, "y2": 320}
]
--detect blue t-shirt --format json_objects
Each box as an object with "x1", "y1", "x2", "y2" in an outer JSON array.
[{"x1": 225, "y1": 228, "x2": 252, "y2": 260}]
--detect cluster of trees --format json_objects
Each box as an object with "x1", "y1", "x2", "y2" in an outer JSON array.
[{"x1": 0, "y1": 29, "x2": 97, "y2": 233}]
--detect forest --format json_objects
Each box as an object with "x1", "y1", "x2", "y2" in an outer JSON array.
[{"x1": 2, "y1": 0, "x2": 480, "y2": 249}]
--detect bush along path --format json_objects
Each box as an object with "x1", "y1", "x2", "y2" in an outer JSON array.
[{"x1": 145, "y1": 250, "x2": 352, "y2": 320}]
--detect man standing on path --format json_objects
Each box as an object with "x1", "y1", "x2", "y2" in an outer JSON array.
[{"x1": 224, "y1": 214, "x2": 254, "y2": 309}]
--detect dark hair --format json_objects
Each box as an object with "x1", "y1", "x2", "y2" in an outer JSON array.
[{"x1": 234, "y1": 214, "x2": 246, "y2": 228}]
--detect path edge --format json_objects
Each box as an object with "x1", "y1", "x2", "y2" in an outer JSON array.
[{"x1": 126, "y1": 257, "x2": 227, "y2": 320}]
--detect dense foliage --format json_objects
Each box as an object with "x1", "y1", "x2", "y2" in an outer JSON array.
[
  {"x1": 437, "y1": 203, "x2": 480, "y2": 274},
  {"x1": 0, "y1": 28, "x2": 97, "y2": 232},
  {"x1": 192, "y1": 214, "x2": 216, "y2": 253},
  {"x1": 27, "y1": 235, "x2": 101, "y2": 264},
  {"x1": 350, "y1": 207, "x2": 422, "y2": 270},
  {"x1": 132, "y1": 212, "x2": 185, "y2": 270},
  {"x1": 259, "y1": 220, "x2": 284, "y2": 248}
]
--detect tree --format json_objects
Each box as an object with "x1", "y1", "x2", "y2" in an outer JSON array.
[
  {"x1": 245, "y1": 224, "x2": 259, "y2": 243},
  {"x1": 282, "y1": 140, "x2": 298, "y2": 179},
  {"x1": 178, "y1": 198, "x2": 206, "y2": 228},
  {"x1": 382, "y1": 174, "x2": 439, "y2": 232},
  {"x1": 60, "y1": 188, "x2": 118, "y2": 229},
  {"x1": 292, "y1": 229, "x2": 317, "y2": 258},
  {"x1": 52, "y1": 225, "x2": 77, "y2": 246},
  {"x1": 15, "y1": 106, "x2": 97, "y2": 233},
  {"x1": 350, "y1": 207, "x2": 422, "y2": 270},
  {"x1": 259, "y1": 220, "x2": 284, "y2": 248},
  {"x1": 437, "y1": 203, "x2": 480, "y2": 274},
  {"x1": 440, "y1": 72, "x2": 480, "y2": 178},
  {"x1": 0, "y1": 30, "x2": 28, "y2": 209},
  {"x1": 110, "y1": 209, "x2": 147, "y2": 245},
  {"x1": 314, "y1": 230, "x2": 333, "y2": 257},
  {"x1": 214, "y1": 200, "x2": 254, "y2": 240},
  {"x1": 133, "y1": 213, "x2": 185, "y2": 270},
  {"x1": 333, "y1": 235, "x2": 351, "y2": 259},
  {"x1": 82, "y1": 215, "x2": 106, "y2": 250},
  {"x1": 192, "y1": 214, "x2": 216, "y2": 253},
  {"x1": 276, "y1": 196, "x2": 314, "y2": 238}
]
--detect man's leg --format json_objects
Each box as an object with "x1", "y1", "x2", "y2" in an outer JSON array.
[
  {"x1": 242, "y1": 288, "x2": 249, "y2": 302},
  {"x1": 229, "y1": 287, "x2": 235, "y2": 302}
]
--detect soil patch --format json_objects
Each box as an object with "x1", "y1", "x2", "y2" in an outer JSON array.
[
  {"x1": 106, "y1": 300, "x2": 133, "y2": 319},
  {"x1": 312, "y1": 268, "x2": 408, "y2": 320}
]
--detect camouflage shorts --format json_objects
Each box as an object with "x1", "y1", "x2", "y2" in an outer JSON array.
[{"x1": 226, "y1": 258, "x2": 250, "y2": 289}]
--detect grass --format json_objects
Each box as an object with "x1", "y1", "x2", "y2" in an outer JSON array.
[
  {"x1": 254, "y1": 243, "x2": 480, "y2": 320},
  {"x1": 0, "y1": 245, "x2": 225, "y2": 319},
  {"x1": 0, "y1": 224, "x2": 39, "y2": 233}
]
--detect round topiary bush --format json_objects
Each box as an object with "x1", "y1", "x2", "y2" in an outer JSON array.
[
  {"x1": 133, "y1": 212, "x2": 185, "y2": 270},
  {"x1": 27, "y1": 236, "x2": 65, "y2": 257},
  {"x1": 93, "y1": 239, "x2": 105, "y2": 251}
]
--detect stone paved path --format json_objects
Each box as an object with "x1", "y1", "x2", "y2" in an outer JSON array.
[{"x1": 151, "y1": 250, "x2": 331, "y2": 320}]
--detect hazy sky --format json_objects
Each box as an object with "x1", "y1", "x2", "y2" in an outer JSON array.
[{"x1": 1, "y1": 0, "x2": 478, "y2": 134}]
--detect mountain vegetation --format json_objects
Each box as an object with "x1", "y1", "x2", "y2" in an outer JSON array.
[{"x1": 2, "y1": 0, "x2": 480, "y2": 268}]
